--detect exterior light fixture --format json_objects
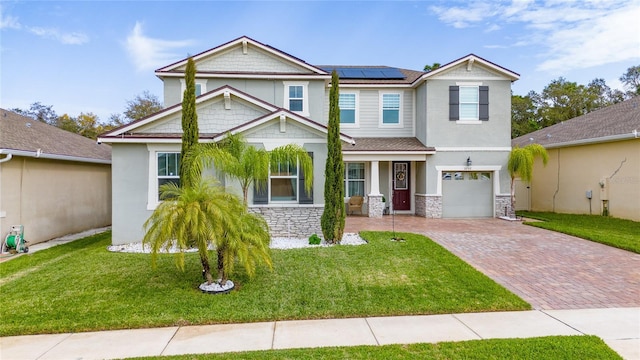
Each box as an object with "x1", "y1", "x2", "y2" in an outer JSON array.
[{"x1": 466, "y1": 157, "x2": 472, "y2": 167}]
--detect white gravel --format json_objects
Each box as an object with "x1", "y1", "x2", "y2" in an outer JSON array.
[{"x1": 107, "y1": 233, "x2": 366, "y2": 253}]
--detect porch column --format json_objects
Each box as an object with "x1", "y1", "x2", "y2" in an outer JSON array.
[{"x1": 367, "y1": 161, "x2": 384, "y2": 218}]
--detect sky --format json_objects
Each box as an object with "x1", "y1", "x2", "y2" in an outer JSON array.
[{"x1": 1, "y1": 0, "x2": 639, "y2": 122}]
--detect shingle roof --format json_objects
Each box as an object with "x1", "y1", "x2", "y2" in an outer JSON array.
[
  {"x1": 0, "y1": 109, "x2": 111, "y2": 162},
  {"x1": 343, "y1": 137, "x2": 435, "y2": 152},
  {"x1": 512, "y1": 97, "x2": 640, "y2": 148}
]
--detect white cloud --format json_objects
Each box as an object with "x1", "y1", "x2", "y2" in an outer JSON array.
[
  {"x1": 1, "y1": 7, "x2": 88, "y2": 44},
  {"x1": 28, "y1": 27, "x2": 89, "y2": 45},
  {"x1": 431, "y1": 0, "x2": 640, "y2": 73},
  {"x1": 126, "y1": 21, "x2": 194, "y2": 72},
  {"x1": 0, "y1": 13, "x2": 21, "y2": 29}
]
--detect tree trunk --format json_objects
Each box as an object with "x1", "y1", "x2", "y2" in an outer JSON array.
[
  {"x1": 217, "y1": 246, "x2": 227, "y2": 284},
  {"x1": 510, "y1": 177, "x2": 516, "y2": 218},
  {"x1": 200, "y1": 255, "x2": 214, "y2": 285}
]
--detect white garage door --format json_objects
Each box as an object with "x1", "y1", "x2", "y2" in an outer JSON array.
[{"x1": 442, "y1": 171, "x2": 493, "y2": 218}]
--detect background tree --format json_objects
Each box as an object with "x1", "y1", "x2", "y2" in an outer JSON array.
[
  {"x1": 511, "y1": 92, "x2": 540, "y2": 138},
  {"x1": 507, "y1": 144, "x2": 548, "y2": 217},
  {"x1": 423, "y1": 62, "x2": 441, "y2": 72},
  {"x1": 620, "y1": 65, "x2": 640, "y2": 96},
  {"x1": 321, "y1": 70, "x2": 345, "y2": 244},
  {"x1": 180, "y1": 58, "x2": 199, "y2": 190},
  {"x1": 10, "y1": 102, "x2": 58, "y2": 125},
  {"x1": 124, "y1": 90, "x2": 163, "y2": 121}
]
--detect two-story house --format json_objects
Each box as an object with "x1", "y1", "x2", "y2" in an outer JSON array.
[{"x1": 99, "y1": 36, "x2": 519, "y2": 245}]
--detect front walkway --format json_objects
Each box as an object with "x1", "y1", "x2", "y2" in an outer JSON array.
[{"x1": 345, "y1": 216, "x2": 640, "y2": 310}]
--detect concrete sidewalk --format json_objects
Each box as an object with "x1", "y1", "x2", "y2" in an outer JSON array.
[{"x1": 2, "y1": 307, "x2": 638, "y2": 360}]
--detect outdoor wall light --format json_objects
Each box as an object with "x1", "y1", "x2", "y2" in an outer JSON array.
[{"x1": 466, "y1": 157, "x2": 472, "y2": 167}]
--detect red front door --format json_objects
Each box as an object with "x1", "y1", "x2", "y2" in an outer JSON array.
[{"x1": 392, "y1": 162, "x2": 410, "y2": 211}]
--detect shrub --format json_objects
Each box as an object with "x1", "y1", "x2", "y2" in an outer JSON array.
[{"x1": 308, "y1": 233, "x2": 322, "y2": 245}]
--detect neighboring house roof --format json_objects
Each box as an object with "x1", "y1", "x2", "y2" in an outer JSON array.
[
  {"x1": 344, "y1": 137, "x2": 435, "y2": 153},
  {"x1": 0, "y1": 109, "x2": 111, "y2": 164},
  {"x1": 512, "y1": 96, "x2": 640, "y2": 149}
]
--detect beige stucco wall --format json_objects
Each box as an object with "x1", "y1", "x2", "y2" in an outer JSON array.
[
  {"x1": 522, "y1": 139, "x2": 639, "y2": 221},
  {"x1": 0, "y1": 157, "x2": 111, "y2": 245}
]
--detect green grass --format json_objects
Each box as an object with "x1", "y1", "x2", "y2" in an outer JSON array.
[
  {"x1": 518, "y1": 211, "x2": 640, "y2": 253},
  {"x1": 0, "y1": 230, "x2": 529, "y2": 336},
  {"x1": 131, "y1": 336, "x2": 621, "y2": 360}
]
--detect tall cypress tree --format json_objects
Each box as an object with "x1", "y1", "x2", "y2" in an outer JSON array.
[
  {"x1": 321, "y1": 70, "x2": 345, "y2": 244},
  {"x1": 180, "y1": 57, "x2": 199, "y2": 189}
]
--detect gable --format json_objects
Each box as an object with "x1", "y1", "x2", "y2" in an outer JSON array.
[
  {"x1": 156, "y1": 36, "x2": 327, "y2": 77},
  {"x1": 430, "y1": 63, "x2": 505, "y2": 81},
  {"x1": 244, "y1": 119, "x2": 325, "y2": 141},
  {"x1": 185, "y1": 44, "x2": 314, "y2": 74},
  {"x1": 133, "y1": 96, "x2": 272, "y2": 135}
]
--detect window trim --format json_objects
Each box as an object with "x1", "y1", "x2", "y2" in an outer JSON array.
[
  {"x1": 344, "y1": 162, "x2": 366, "y2": 199},
  {"x1": 283, "y1": 81, "x2": 309, "y2": 116},
  {"x1": 339, "y1": 91, "x2": 359, "y2": 128},
  {"x1": 147, "y1": 144, "x2": 181, "y2": 210},
  {"x1": 269, "y1": 159, "x2": 299, "y2": 203},
  {"x1": 379, "y1": 92, "x2": 403, "y2": 128},
  {"x1": 451, "y1": 82, "x2": 488, "y2": 124},
  {"x1": 180, "y1": 79, "x2": 207, "y2": 100}
]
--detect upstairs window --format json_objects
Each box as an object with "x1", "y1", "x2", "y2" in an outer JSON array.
[
  {"x1": 380, "y1": 93, "x2": 401, "y2": 126},
  {"x1": 449, "y1": 85, "x2": 488, "y2": 122},
  {"x1": 339, "y1": 93, "x2": 357, "y2": 125},
  {"x1": 180, "y1": 79, "x2": 207, "y2": 100},
  {"x1": 289, "y1": 86, "x2": 303, "y2": 111},
  {"x1": 157, "y1": 152, "x2": 180, "y2": 200},
  {"x1": 284, "y1": 82, "x2": 309, "y2": 115}
]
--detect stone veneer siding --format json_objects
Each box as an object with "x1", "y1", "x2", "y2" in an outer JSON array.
[
  {"x1": 249, "y1": 205, "x2": 323, "y2": 238},
  {"x1": 367, "y1": 195, "x2": 384, "y2": 218},
  {"x1": 495, "y1": 195, "x2": 512, "y2": 218},
  {"x1": 416, "y1": 194, "x2": 443, "y2": 218}
]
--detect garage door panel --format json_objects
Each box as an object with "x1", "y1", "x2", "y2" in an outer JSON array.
[{"x1": 442, "y1": 172, "x2": 493, "y2": 218}]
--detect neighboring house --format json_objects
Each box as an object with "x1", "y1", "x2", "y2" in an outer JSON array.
[
  {"x1": 0, "y1": 109, "x2": 112, "y2": 245},
  {"x1": 512, "y1": 97, "x2": 640, "y2": 221},
  {"x1": 99, "y1": 36, "x2": 519, "y2": 245}
]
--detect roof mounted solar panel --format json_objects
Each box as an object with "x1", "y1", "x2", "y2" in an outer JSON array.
[{"x1": 320, "y1": 66, "x2": 406, "y2": 80}]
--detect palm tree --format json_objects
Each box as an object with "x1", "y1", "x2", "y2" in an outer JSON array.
[
  {"x1": 143, "y1": 180, "x2": 242, "y2": 284},
  {"x1": 215, "y1": 211, "x2": 272, "y2": 285},
  {"x1": 507, "y1": 143, "x2": 549, "y2": 217},
  {"x1": 190, "y1": 132, "x2": 313, "y2": 206}
]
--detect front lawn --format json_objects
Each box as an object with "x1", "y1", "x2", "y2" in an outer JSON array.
[
  {"x1": 0, "y1": 231, "x2": 529, "y2": 336},
  {"x1": 518, "y1": 211, "x2": 640, "y2": 254},
  {"x1": 133, "y1": 336, "x2": 621, "y2": 360}
]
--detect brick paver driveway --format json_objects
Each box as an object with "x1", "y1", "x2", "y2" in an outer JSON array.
[{"x1": 345, "y1": 216, "x2": 640, "y2": 310}]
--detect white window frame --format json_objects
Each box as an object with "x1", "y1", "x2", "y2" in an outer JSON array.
[
  {"x1": 180, "y1": 79, "x2": 208, "y2": 100},
  {"x1": 344, "y1": 162, "x2": 366, "y2": 198},
  {"x1": 379, "y1": 92, "x2": 403, "y2": 128},
  {"x1": 339, "y1": 92, "x2": 359, "y2": 128},
  {"x1": 147, "y1": 144, "x2": 181, "y2": 210},
  {"x1": 283, "y1": 81, "x2": 309, "y2": 116},
  {"x1": 456, "y1": 81, "x2": 483, "y2": 125},
  {"x1": 269, "y1": 159, "x2": 299, "y2": 203}
]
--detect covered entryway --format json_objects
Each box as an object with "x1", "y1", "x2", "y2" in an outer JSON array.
[{"x1": 442, "y1": 171, "x2": 493, "y2": 218}]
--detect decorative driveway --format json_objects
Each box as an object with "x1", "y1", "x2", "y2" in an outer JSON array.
[{"x1": 345, "y1": 216, "x2": 640, "y2": 310}]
